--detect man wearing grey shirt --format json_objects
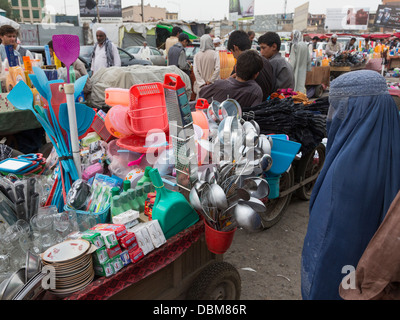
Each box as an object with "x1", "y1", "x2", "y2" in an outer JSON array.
[{"x1": 258, "y1": 32, "x2": 294, "y2": 91}]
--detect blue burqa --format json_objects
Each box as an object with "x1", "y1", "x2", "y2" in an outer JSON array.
[{"x1": 301, "y1": 70, "x2": 400, "y2": 300}]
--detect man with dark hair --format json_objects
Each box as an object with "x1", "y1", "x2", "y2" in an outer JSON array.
[
  {"x1": 311, "y1": 36, "x2": 320, "y2": 50},
  {"x1": 345, "y1": 37, "x2": 357, "y2": 51},
  {"x1": 227, "y1": 30, "x2": 276, "y2": 100},
  {"x1": 0, "y1": 25, "x2": 33, "y2": 64},
  {"x1": 258, "y1": 32, "x2": 294, "y2": 90},
  {"x1": 168, "y1": 33, "x2": 192, "y2": 76},
  {"x1": 248, "y1": 30, "x2": 256, "y2": 42},
  {"x1": 166, "y1": 26, "x2": 183, "y2": 57},
  {"x1": 199, "y1": 50, "x2": 263, "y2": 109}
]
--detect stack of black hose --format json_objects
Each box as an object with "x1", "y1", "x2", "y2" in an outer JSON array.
[{"x1": 244, "y1": 96, "x2": 329, "y2": 155}]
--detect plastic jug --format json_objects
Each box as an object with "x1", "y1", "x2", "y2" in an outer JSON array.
[{"x1": 149, "y1": 168, "x2": 199, "y2": 239}]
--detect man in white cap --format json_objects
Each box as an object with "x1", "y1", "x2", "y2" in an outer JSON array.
[
  {"x1": 213, "y1": 37, "x2": 222, "y2": 50},
  {"x1": 91, "y1": 27, "x2": 121, "y2": 74},
  {"x1": 325, "y1": 34, "x2": 342, "y2": 57}
]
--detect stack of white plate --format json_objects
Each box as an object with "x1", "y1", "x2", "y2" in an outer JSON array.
[{"x1": 41, "y1": 239, "x2": 95, "y2": 297}]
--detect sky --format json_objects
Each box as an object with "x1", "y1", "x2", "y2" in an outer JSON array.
[{"x1": 46, "y1": 0, "x2": 384, "y2": 21}]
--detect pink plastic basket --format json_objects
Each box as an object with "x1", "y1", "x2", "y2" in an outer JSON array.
[{"x1": 127, "y1": 82, "x2": 169, "y2": 137}]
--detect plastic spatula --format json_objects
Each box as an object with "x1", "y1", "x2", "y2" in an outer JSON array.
[
  {"x1": 74, "y1": 74, "x2": 88, "y2": 100},
  {"x1": 58, "y1": 103, "x2": 95, "y2": 136},
  {"x1": 52, "y1": 34, "x2": 82, "y2": 178},
  {"x1": 52, "y1": 35, "x2": 80, "y2": 84}
]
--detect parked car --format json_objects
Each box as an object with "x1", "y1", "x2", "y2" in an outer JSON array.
[
  {"x1": 186, "y1": 41, "x2": 200, "y2": 64},
  {"x1": 25, "y1": 45, "x2": 152, "y2": 77},
  {"x1": 79, "y1": 45, "x2": 153, "y2": 69},
  {"x1": 25, "y1": 45, "x2": 90, "y2": 70},
  {"x1": 280, "y1": 41, "x2": 291, "y2": 61},
  {"x1": 124, "y1": 46, "x2": 167, "y2": 66}
]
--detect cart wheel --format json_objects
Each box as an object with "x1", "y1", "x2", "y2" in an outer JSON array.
[
  {"x1": 295, "y1": 143, "x2": 326, "y2": 201},
  {"x1": 186, "y1": 262, "x2": 241, "y2": 300},
  {"x1": 260, "y1": 166, "x2": 294, "y2": 229}
]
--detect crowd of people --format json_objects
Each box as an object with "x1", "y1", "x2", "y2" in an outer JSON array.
[{"x1": 163, "y1": 27, "x2": 312, "y2": 111}]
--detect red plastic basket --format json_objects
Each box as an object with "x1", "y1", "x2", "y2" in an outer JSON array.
[
  {"x1": 128, "y1": 82, "x2": 169, "y2": 137},
  {"x1": 116, "y1": 134, "x2": 171, "y2": 154}
]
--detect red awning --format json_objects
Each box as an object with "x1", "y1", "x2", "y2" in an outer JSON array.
[{"x1": 360, "y1": 33, "x2": 393, "y2": 39}]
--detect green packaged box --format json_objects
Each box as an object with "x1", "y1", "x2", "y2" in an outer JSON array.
[
  {"x1": 92, "y1": 246, "x2": 109, "y2": 265},
  {"x1": 110, "y1": 255, "x2": 124, "y2": 273},
  {"x1": 81, "y1": 230, "x2": 105, "y2": 248},
  {"x1": 93, "y1": 259, "x2": 114, "y2": 277}
]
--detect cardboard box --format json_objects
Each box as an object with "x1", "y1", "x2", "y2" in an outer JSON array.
[
  {"x1": 128, "y1": 223, "x2": 154, "y2": 255},
  {"x1": 92, "y1": 246, "x2": 109, "y2": 265},
  {"x1": 120, "y1": 250, "x2": 131, "y2": 267},
  {"x1": 91, "y1": 223, "x2": 127, "y2": 240},
  {"x1": 145, "y1": 220, "x2": 166, "y2": 248},
  {"x1": 106, "y1": 244, "x2": 122, "y2": 259},
  {"x1": 94, "y1": 260, "x2": 114, "y2": 277},
  {"x1": 128, "y1": 247, "x2": 144, "y2": 264},
  {"x1": 110, "y1": 255, "x2": 124, "y2": 273},
  {"x1": 118, "y1": 232, "x2": 137, "y2": 250},
  {"x1": 81, "y1": 230, "x2": 105, "y2": 248},
  {"x1": 97, "y1": 230, "x2": 118, "y2": 249}
]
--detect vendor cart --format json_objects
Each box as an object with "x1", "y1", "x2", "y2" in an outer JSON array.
[
  {"x1": 305, "y1": 66, "x2": 330, "y2": 98},
  {"x1": 330, "y1": 64, "x2": 366, "y2": 80},
  {"x1": 260, "y1": 143, "x2": 326, "y2": 229},
  {"x1": 36, "y1": 221, "x2": 241, "y2": 301}
]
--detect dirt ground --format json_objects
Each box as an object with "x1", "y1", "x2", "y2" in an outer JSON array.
[{"x1": 223, "y1": 196, "x2": 310, "y2": 300}]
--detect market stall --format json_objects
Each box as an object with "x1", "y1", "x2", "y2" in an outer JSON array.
[{"x1": 0, "y1": 33, "x2": 328, "y2": 301}]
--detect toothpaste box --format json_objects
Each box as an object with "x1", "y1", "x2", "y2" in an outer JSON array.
[
  {"x1": 128, "y1": 247, "x2": 144, "y2": 264},
  {"x1": 118, "y1": 232, "x2": 137, "y2": 250},
  {"x1": 97, "y1": 230, "x2": 118, "y2": 248},
  {"x1": 120, "y1": 250, "x2": 131, "y2": 267},
  {"x1": 81, "y1": 230, "x2": 105, "y2": 248},
  {"x1": 110, "y1": 255, "x2": 124, "y2": 273},
  {"x1": 92, "y1": 246, "x2": 109, "y2": 265},
  {"x1": 94, "y1": 260, "x2": 114, "y2": 277},
  {"x1": 106, "y1": 244, "x2": 122, "y2": 259}
]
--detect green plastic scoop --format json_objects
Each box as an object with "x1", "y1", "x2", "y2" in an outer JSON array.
[{"x1": 149, "y1": 168, "x2": 199, "y2": 239}]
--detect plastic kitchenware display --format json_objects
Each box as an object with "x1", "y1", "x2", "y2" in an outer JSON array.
[
  {"x1": 58, "y1": 102, "x2": 95, "y2": 137},
  {"x1": 163, "y1": 74, "x2": 198, "y2": 194},
  {"x1": 52, "y1": 34, "x2": 82, "y2": 178},
  {"x1": 127, "y1": 82, "x2": 169, "y2": 137},
  {"x1": 105, "y1": 88, "x2": 130, "y2": 107},
  {"x1": 104, "y1": 105, "x2": 132, "y2": 138},
  {"x1": 149, "y1": 168, "x2": 199, "y2": 239}
]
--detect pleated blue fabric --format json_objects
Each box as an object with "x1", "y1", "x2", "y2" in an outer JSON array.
[{"x1": 301, "y1": 70, "x2": 400, "y2": 300}]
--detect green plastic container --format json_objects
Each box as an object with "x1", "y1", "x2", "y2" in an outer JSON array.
[
  {"x1": 149, "y1": 168, "x2": 199, "y2": 239},
  {"x1": 111, "y1": 195, "x2": 124, "y2": 217},
  {"x1": 135, "y1": 185, "x2": 145, "y2": 213},
  {"x1": 127, "y1": 189, "x2": 140, "y2": 212},
  {"x1": 137, "y1": 166, "x2": 152, "y2": 186}
]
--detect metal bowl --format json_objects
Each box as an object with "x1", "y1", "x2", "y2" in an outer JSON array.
[
  {"x1": 234, "y1": 203, "x2": 263, "y2": 232},
  {"x1": 25, "y1": 250, "x2": 41, "y2": 283},
  {"x1": 2, "y1": 268, "x2": 25, "y2": 300}
]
